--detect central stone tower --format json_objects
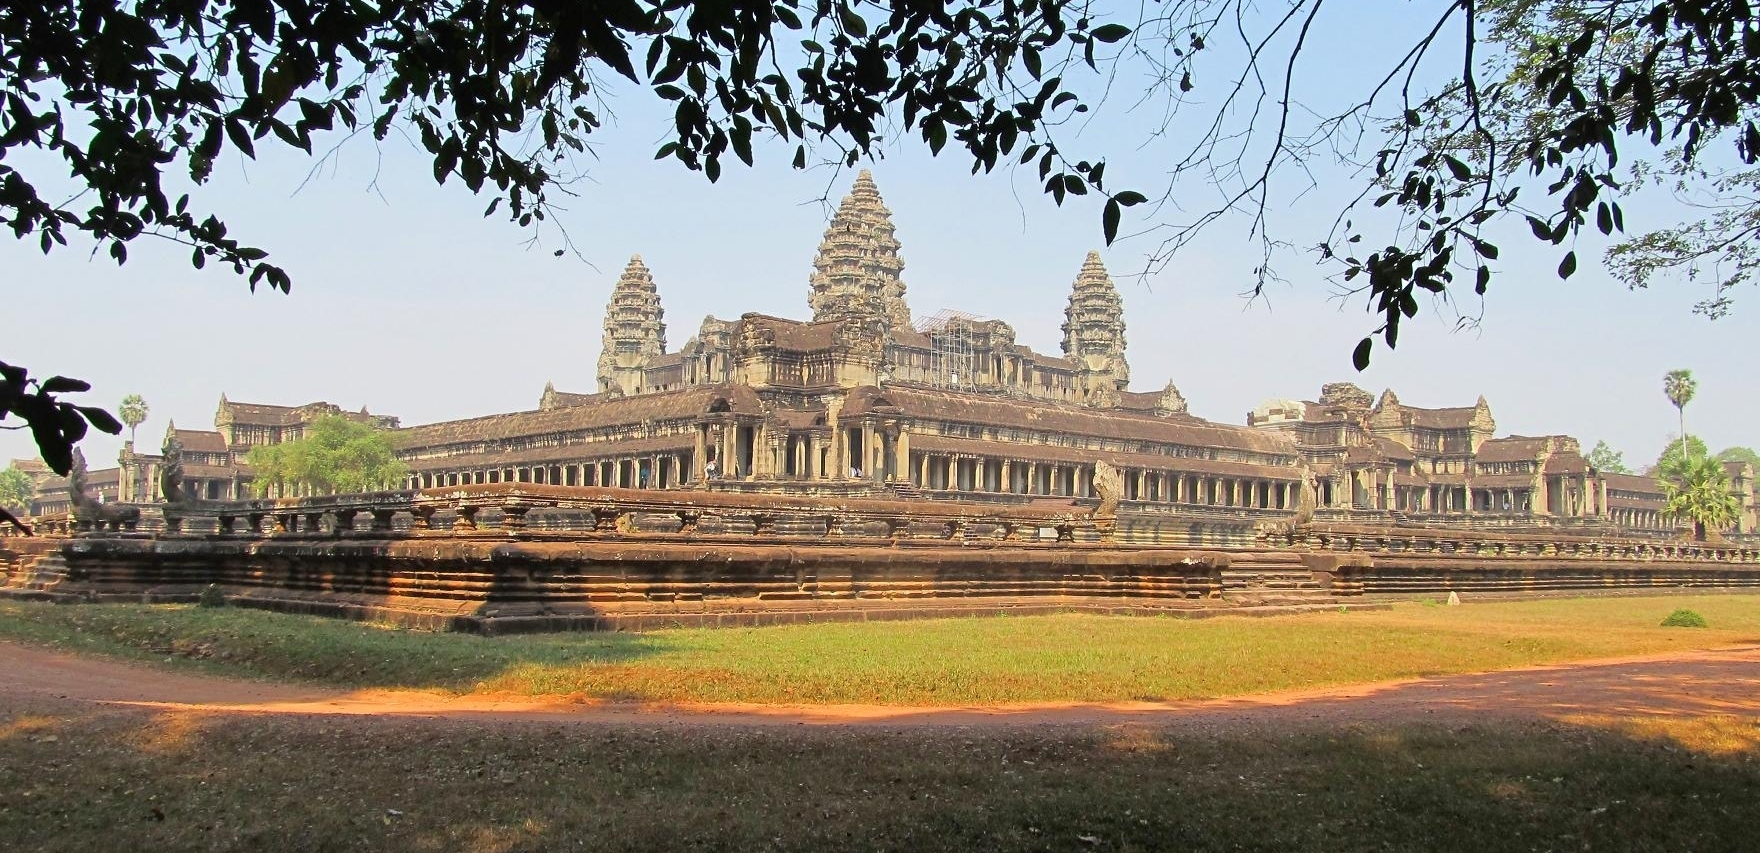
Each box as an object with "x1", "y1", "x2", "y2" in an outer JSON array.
[
  {"x1": 597, "y1": 255, "x2": 667, "y2": 396},
  {"x1": 808, "y1": 170, "x2": 911, "y2": 332},
  {"x1": 1061, "y1": 251, "x2": 1130, "y2": 404}
]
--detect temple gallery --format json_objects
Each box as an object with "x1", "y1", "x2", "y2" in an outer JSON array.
[{"x1": 34, "y1": 172, "x2": 1758, "y2": 537}]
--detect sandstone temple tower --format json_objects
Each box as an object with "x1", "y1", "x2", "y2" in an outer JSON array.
[
  {"x1": 597, "y1": 255, "x2": 668, "y2": 396},
  {"x1": 808, "y1": 169, "x2": 911, "y2": 332},
  {"x1": 1061, "y1": 251, "x2": 1130, "y2": 404}
]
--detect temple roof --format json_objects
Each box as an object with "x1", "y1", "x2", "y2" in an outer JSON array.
[
  {"x1": 398, "y1": 385, "x2": 764, "y2": 451},
  {"x1": 171, "y1": 429, "x2": 229, "y2": 454},
  {"x1": 878, "y1": 386, "x2": 1297, "y2": 458},
  {"x1": 404, "y1": 434, "x2": 697, "y2": 472},
  {"x1": 1603, "y1": 472, "x2": 1665, "y2": 496},
  {"x1": 1405, "y1": 406, "x2": 1481, "y2": 429},
  {"x1": 219, "y1": 402, "x2": 306, "y2": 425},
  {"x1": 1476, "y1": 436, "x2": 1551, "y2": 462},
  {"x1": 738, "y1": 314, "x2": 848, "y2": 352},
  {"x1": 539, "y1": 387, "x2": 603, "y2": 410},
  {"x1": 909, "y1": 433, "x2": 1296, "y2": 478},
  {"x1": 216, "y1": 398, "x2": 393, "y2": 428}
]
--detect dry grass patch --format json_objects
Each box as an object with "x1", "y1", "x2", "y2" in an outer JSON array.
[
  {"x1": 2, "y1": 594, "x2": 1757, "y2": 705},
  {"x1": 1, "y1": 696, "x2": 1756, "y2": 853}
]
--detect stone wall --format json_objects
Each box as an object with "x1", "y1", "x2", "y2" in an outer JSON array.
[{"x1": 6, "y1": 484, "x2": 1759, "y2": 632}]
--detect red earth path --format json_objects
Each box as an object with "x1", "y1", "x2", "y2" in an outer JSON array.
[{"x1": 2, "y1": 641, "x2": 1757, "y2": 729}]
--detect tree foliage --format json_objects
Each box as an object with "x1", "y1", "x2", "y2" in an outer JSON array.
[
  {"x1": 1662, "y1": 367, "x2": 1697, "y2": 463},
  {"x1": 1660, "y1": 451, "x2": 1740, "y2": 540},
  {"x1": 245, "y1": 416, "x2": 407, "y2": 497},
  {"x1": 1654, "y1": 433, "x2": 1708, "y2": 479},
  {"x1": 1585, "y1": 439, "x2": 1630, "y2": 474},
  {"x1": 0, "y1": 462, "x2": 32, "y2": 533},
  {"x1": 118, "y1": 394, "x2": 149, "y2": 443},
  {"x1": 0, "y1": 464, "x2": 33, "y2": 512},
  {"x1": 0, "y1": 362, "x2": 122, "y2": 476},
  {"x1": 1121, "y1": 0, "x2": 1760, "y2": 367},
  {"x1": 1716, "y1": 445, "x2": 1759, "y2": 470},
  {"x1": 1, "y1": 0, "x2": 1136, "y2": 469},
  {"x1": 0, "y1": 0, "x2": 1133, "y2": 278}
]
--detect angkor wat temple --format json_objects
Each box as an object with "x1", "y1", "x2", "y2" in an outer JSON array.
[{"x1": 37, "y1": 172, "x2": 1757, "y2": 537}]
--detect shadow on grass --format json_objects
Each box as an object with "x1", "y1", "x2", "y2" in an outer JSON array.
[
  {"x1": 0, "y1": 600, "x2": 678, "y2": 692},
  {"x1": 0, "y1": 695, "x2": 1756, "y2": 853}
]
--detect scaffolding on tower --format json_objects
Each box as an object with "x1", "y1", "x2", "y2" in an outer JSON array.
[{"x1": 913, "y1": 308, "x2": 983, "y2": 391}]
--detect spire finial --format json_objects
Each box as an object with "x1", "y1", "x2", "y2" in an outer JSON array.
[
  {"x1": 1062, "y1": 251, "x2": 1130, "y2": 391},
  {"x1": 808, "y1": 171, "x2": 910, "y2": 331},
  {"x1": 598, "y1": 255, "x2": 668, "y2": 394}
]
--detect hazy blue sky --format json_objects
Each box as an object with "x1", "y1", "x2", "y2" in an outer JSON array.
[{"x1": 4, "y1": 3, "x2": 1753, "y2": 472}]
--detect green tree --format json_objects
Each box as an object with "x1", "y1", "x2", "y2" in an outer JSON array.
[
  {"x1": 0, "y1": 463, "x2": 32, "y2": 533},
  {"x1": 1655, "y1": 435, "x2": 1710, "y2": 480},
  {"x1": 1585, "y1": 440, "x2": 1631, "y2": 475},
  {"x1": 245, "y1": 416, "x2": 407, "y2": 497},
  {"x1": 1661, "y1": 453, "x2": 1741, "y2": 541},
  {"x1": 0, "y1": 465, "x2": 34, "y2": 513},
  {"x1": 1663, "y1": 370, "x2": 1697, "y2": 464},
  {"x1": 118, "y1": 394, "x2": 149, "y2": 444},
  {"x1": 1716, "y1": 446, "x2": 1760, "y2": 470}
]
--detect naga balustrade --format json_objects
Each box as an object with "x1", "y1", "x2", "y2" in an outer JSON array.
[
  {"x1": 1283, "y1": 522, "x2": 1760, "y2": 564},
  {"x1": 1269, "y1": 520, "x2": 1760, "y2": 597},
  {"x1": 150, "y1": 483, "x2": 1096, "y2": 545}
]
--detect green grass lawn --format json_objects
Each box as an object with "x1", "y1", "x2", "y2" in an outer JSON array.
[{"x1": 2, "y1": 594, "x2": 1757, "y2": 705}]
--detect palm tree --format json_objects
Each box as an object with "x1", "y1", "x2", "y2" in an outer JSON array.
[
  {"x1": 118, "y1": 394, "x2": 148, "y2": 445},
  {"x1": 1661, "y1": 453, "x2": 1740, "y2": 541},
  {"x1": 1662, "y1": 370, "x2": 1696, "y2": 465}
]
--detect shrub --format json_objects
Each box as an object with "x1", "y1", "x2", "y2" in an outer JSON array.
[
  {"x1": 1660, "y1": 608, "x2": 1707, "y2": 628},
  {"x1": 197, "y1": 584, "x2": 227, "y2": 609}
]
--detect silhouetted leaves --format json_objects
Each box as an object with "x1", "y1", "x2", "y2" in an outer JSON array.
[
  {"x1": 2, "y1": 0, "x2": 1143, "y2": 468},
  {"x1": 0, "y1": 362, "x2": 121, "y2": 476}
]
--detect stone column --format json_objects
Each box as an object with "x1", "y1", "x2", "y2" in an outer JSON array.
[
  {"x1": 1000, "y1": 459, "x2": 1013, "y2": 493},
  {"x1": 692, "y1": 425, "x2": 707, "y2": 482}
]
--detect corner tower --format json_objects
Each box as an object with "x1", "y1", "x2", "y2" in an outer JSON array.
[
  {"x1": 1061, "y1": 251, "x2": 1130, "y2": 401},
  {"x1": 597, "y1": 255, "x2": 667, "y2": 396},
  {"x1": 808, "y1": 170, "x2": 911, "y2": 331}
]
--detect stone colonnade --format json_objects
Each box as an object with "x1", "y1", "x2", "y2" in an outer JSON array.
[
  {"x1": 1324, "y1": 469, "x2": 1609, "y2": 519},
  {"x1": 910, "y1": 451, "x2": 1295, "y2": 509},
  {"x1": 1608, "y1": 506, "x2": 1670, "y2": 530},
  {"x1": 412, "y1": 452, "x2": 691, "y2": 491}
]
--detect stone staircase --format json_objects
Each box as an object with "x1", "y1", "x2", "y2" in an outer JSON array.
[
  {"x1": 1219, "y1": 551, "x2": 1335, "y2": 606},
  {"x1": 888, "y1": 481, "x2": 924, "y2": 501},
  {"x1": 0, "y1": 543, "x2": 72, "y2": 600}
]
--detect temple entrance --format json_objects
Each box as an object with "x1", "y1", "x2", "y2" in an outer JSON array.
[{"x1": 846, "y1": 429, "x2": 865, "y2": 478}]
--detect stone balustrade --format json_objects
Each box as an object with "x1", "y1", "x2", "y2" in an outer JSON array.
[
  {"x1": 148, "y1": 484, "x2": 1093, "y2": 545},
  {"x1": 1286, "y1": 522, "x2": 1760, "y2": 565},
  {"x1": 11, "y1": 486, "x2": 1757, "y2": 633}
]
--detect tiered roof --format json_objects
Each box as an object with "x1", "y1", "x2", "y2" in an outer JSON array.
[
  {"x1": 808, "y1": 170, "x2": 909, "y2": 330},
  {"x1": 1061, "y1": 251, "x2": 1129, "y2": 383},
  {"x1": 597, "y1": 255, "x2": 668, "y2": 388}
]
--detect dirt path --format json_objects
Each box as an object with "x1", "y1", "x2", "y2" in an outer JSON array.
[{"x1": 4, "y1": 641, "x2": 1758, "y2": 728}]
